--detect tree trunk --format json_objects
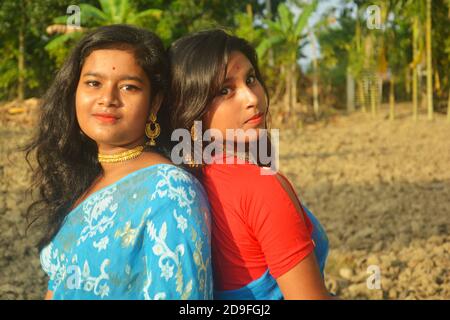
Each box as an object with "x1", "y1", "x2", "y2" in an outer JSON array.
[
  {"x1": 370, "y1": 75, "x2": 377, "y2": 116},
  {"x1": 290, "y1": 63, "x2": 296, "y2": 124},
  {"x1": 358, "y1": 81, "x2": 367, "y2": 113},
  {"x1": 312, "y1": 76, "x2": 319, "y2": 118},
  {"x1": 412, "y1": 16, "x2": 419, "y2": 121},
  {"x1": 291, "y1": 64, "x2": 297, "y2": 108},
  {"x1": 412, "y1": 66, "x2": 418, "y2": 121},
  {"x1": 347, "y1": 70, "x2": 355, "y2": 113},
  {"x1": 405, "y1": 67, "x2": 411, "y2": 96},
  {"x1": 426, "y1": 0, "x2": 433, "y2": 120},
  {"x1": 282, "y1": 65, "x2": 289, "y2": 120},
  {"x1": 447, "y1": 88, "x2": 450, "y2": 122},
  {"x1": 284, "y1": 67, "x2": 291, "y2": 117},
  {"x1": 17, "y1": 2, "x2": 26, "y2": 101},
  {"x1": 309, "y1": 32, "x2": 319, "y2": 118},
  {"x1": 272, "y1": 80, "x2": 283, "y2": 105},
  {"x1": 389, "y1": 75, "x2": 395, "y2": 120},
  {"x1": 265, "y1": 0, "x2": 274, "y2": 68}
]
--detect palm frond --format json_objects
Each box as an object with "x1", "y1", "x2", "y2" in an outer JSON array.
[
  {"x1": 79, "y1": 4, "x2": 109, "y2": 26},
  {"x1": 294, "y1": 0, "x2": 318, "y2": 36}
]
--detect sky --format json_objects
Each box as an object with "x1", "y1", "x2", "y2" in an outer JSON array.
[{"x1": 293, "y1": 0, "x2": 348, "y2": 70}]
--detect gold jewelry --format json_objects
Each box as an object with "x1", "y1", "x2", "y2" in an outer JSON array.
[
  {"x1": 222, "y1": 145, "x2": 257, "y2": 165},
  {"x1": 187, "y1": 123, "x2": 202, "y2": 167},
  {"x1": 98, "y1": 145, "x2": 144, "y2": 163},
  {"x1": 190, "y1": 123, "x2": 198, "y2": 141},
  {"x1": 185, "y1": 153, "x2": 201, "y2": 168},
  {"x1": 145, "y1": 113, "x2": 160, "y2": 146}
]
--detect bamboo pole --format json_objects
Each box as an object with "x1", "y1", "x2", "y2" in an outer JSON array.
[
  {"x1": 447, "y1": 88, "x2": 450, "y2": 122},
  {"x1": 412, "y1": 16, "x2": 419, "y2": 121},
  {"x1": 426, "y1": 0, "x2": 433, "y2": 120},
  {"x1": 17, "y1": 1, "x2": 26, "y2": 101},
  {"x1": 389, "y1": 75, "x2": 395, "y2": 120},
  {"x1": 309, "y1": 32, "x2": 320, "y2": 117}
]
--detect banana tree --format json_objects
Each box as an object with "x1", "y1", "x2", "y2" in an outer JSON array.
[
  {"x1": 257, "y1": 0, "x2": 318, "y2": 122},
  {"x1": 234, "y1": 4, "x2": 264, "y2": 46},
  {"x1": 45, "y1": 0, "x2": 162, "y2": 66}
]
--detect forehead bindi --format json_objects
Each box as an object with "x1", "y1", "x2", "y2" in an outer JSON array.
[
  {"x1": 227, "y1": 52, "x2": 253, "y2": 77},
  {"x1": 83, "y1": 50, "x2": 140, "y2": 73},
  {"x1": 81, "y1": 50, "x2": 149, "y2": 84}
]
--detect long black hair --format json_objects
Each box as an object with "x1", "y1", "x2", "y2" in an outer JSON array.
[
  {"x1": 167, "y1": 29, "x2": 271, "y2": 171},
  {"x1": 25, "y1": 24, "x2": 170, "y2": 251}
]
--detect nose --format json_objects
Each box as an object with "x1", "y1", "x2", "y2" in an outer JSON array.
[
  {"x1": 239, "y1": 85, "x2": 259, "y2": 110},
  {"x1": 97, "y1": 84, "x2": 120, "y2": 107}
]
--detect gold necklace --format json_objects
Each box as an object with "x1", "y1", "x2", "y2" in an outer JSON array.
[
  {"x1": 98, "y1": 145, "x2": 144, "y2": 164},
  {"x1": 223, "y1": 149, "x2": 257, "y2": 165}
]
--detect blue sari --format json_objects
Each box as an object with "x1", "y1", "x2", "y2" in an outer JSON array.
[{"x1": 40, "y1": 164, "x2": 213, "y2": 300}]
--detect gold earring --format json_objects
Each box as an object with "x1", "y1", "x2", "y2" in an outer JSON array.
[
  {"x1": 187, "y1": 123, "x2": 201, "y2": 167},
  {"x1": 145, "y1": 113, "x2": 160, "y2": 146},
  {"x1": 190, "y1": 123, "x2": 198, "y2": 141}
]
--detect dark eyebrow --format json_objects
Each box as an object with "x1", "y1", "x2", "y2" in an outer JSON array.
[
  {"x1": 82, "y1": 72, "x2": 145, "y2": 84},
  {"x1": 120, "y1": 75, "x2": 145, "y2": 84},
  {"x1": 224, "y1": 66, "x2": 255, "y2": 83}
]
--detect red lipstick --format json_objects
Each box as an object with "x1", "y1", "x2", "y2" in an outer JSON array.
[
  {"x1": 93, "y1": 113, "x2": 119, "y2": 124},
  {"x1": 245, "y1": 112, "x2": 264, "y2": 125}
]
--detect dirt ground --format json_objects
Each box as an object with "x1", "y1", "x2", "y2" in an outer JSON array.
[{"x1": 0, "y1": 101, "x2": 449, "y2": 299}]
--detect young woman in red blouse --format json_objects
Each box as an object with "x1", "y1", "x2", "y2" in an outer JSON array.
[{"x1": 168, "y1": 29, "x2": 333, "y2": 300}]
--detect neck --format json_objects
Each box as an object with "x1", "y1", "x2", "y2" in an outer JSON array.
[
  {"x1": 97, "y1": 138, "x2": 145, "y2": 155},
  {"x1": 97, "y1": 138, "x2": 146, "y2": 174}
]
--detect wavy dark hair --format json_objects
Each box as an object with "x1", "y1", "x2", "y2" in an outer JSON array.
[
  {"x1": 167, "y1": 29, "x2": 271, "y2": 172},
  {"x1": 25, "y1": 24, "x2": 170, "y2": 251}
]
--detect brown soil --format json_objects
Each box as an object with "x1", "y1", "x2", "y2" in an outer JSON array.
[{"x1": 279, "y1": 103, "x2": 450, "y2": 299}]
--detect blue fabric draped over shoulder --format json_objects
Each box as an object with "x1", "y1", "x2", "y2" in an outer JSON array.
[{"x1": 40, "y1": 164, "x2": 213, "y2": 300}]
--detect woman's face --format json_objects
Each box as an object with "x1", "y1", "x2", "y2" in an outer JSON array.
[
  {"x1": 75, "y1": 49, "x2": 153, "y2": 151},
  {"x1": 203, "y1": 51, "x2": 268, "y2": 143}
]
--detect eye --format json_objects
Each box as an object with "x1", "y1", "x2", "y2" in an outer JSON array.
[
  {"x1": 86, "y1": 80, "x2": 100, "y2": 87},
  {"x1": 247, "y1": 75, "x2": 256, "y2": 85},
  {"x1": 219, "y1": 87, "x2": 231, "y2": 96},
  {"x1": 121, "y1": 84, "x2": 141, "y2": 92}
]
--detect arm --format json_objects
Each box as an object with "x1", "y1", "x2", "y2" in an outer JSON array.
[
  {"x1": 142, "y1": 174, "x2": 213, "y2": 300},
  {"x1": 248, "y1": 173, "x2": 335, "y2": 300},
  {"x1": 274, "y1": 175, "x2": 335, "y2": 299},
  {"x1": 44, "y1": 290, "x2": 53, "y2": 300},
  {"x1": 276, "y1": 252, "x2": 334, "y2": 300}
]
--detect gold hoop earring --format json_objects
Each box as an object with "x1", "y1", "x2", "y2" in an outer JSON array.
[{"x1": 145, "y1": 113, "x2": 160, "y2": 146}]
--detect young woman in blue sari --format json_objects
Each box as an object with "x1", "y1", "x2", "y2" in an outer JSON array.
[{"x1": 25, "y1": 25, "x2": 212, "y2": 300}]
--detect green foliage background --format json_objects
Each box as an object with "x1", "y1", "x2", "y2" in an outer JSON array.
[{"x1": 0, "y1": 0, "x2": 449, "y2": 118}]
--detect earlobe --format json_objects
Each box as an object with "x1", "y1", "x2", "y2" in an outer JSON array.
[{"x1": 149, "y1": 94, "x2": 163, "y2": 117}]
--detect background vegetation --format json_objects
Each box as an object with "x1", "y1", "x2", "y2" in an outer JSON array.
[{"x1": 0, "y1": 0, "x2": 449, "y2": 122}]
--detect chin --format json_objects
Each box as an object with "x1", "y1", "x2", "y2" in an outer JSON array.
[{"x1": 235, "y1": 129, "x2": 264, "y2": 145}]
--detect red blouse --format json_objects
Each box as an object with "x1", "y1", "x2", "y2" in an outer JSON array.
[{"x1": 202, "y1": 158, "x2": 315, "y2": 291}]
